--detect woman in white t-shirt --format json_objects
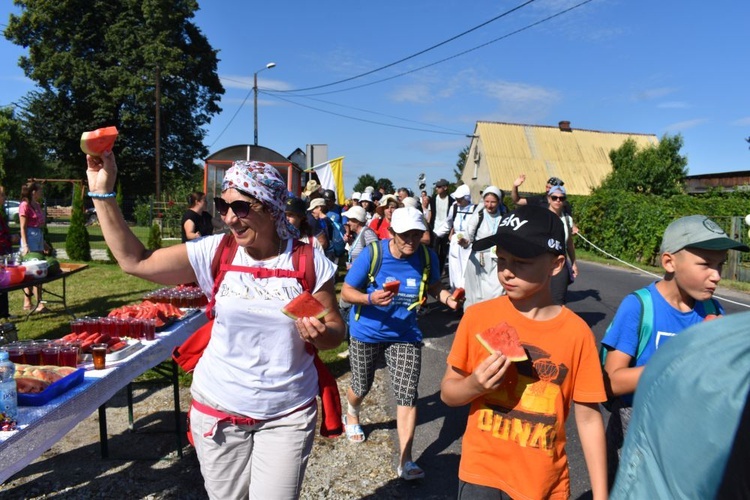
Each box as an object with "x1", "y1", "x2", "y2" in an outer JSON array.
[{"x1": 86, "y1": 153, "x2": 345, "y2": 499}]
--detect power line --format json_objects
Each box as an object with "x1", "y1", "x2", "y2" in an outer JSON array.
[
  {"x1": 281, "y1": 93, "x2": 468, "y2": 135},
  {"x1": 209, "y1": 86, "x2": 254, "y2": 148},
  {"x1": 261, "y1": 90, "x2": 469, "y2": 136},
  {"x1": 281, "y1": 0, "x2": 596, "y2": 97},
  {"x1": 270, "y1": 0, "x2": 537, "y2": 93}
]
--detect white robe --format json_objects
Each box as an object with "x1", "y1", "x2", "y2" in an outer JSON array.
[
  {"x1": 440, "y1": 203, "x2": 476, "y2": 290},
  {"x1": 463, "y1": 208, "x2": 505, "y2": 308}
]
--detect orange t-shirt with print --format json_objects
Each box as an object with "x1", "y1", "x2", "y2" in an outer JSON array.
[{"x1": 447, "y1": 296, "x2": 606, "y2": 500}]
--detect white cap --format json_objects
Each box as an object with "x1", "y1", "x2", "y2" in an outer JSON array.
[
  {"x1": 342, "y1": 205, "x2": 367, "y2": 223},
  {"x1": 307, "y1": 198, "x2": 326, "y2": 211},
  {"x1": 359, "y1": 192, "x2": 372, "y2": 203},
  {"x1": 390, "y1": 207, "x2": 427, "y2": 233},
  {"x1": 364, "y1": 186, "x2": 375, "y2": 193},
  {"x1": 482, "y1": 185, "x2": 502, "y2": 200},
  {"x1": 402, "y1": 196, "x2": 419, "y2": 209},
  {"x1": 351, "y1": 191, "x2": 361, "y2": 200},
  {"x1": 453, "y1": 184, "x2": 470, "y2": 200}
]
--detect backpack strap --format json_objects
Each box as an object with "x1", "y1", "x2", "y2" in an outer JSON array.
[
  {"x1": 600, "y1": 287, "x2": 653, "y2": 367},
  {"x1": 354, "y1": 240, "x2": 382, "y2": 320},
  {"x1": 406, "y1": 244, "x2": 431, "y2": 311},
  {"x1": 702, "y1": 297, "x2": 719, "y2": 316},
  {"x1": 291, "y1": 239, "x2": 317, "y2": 293},
  {"x1": 632, "y1": 288, "x2": 654, "y2": 361},
  {"x1": 469, "y1": 208, "x2": 485, "y2": 242},
  {"x1": 205, "y1": 233, "x2": 238, "y2": 319}
]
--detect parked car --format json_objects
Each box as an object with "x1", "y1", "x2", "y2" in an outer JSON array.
[{"x1": 4, "y1": 200, "x2": 19, "y2": 223}]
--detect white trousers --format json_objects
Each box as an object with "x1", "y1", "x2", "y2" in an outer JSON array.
[{"x1": 190, "y1": 394, "x2": 317, "y2": 500}]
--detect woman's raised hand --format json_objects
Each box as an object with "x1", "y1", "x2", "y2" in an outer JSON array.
[{"x1": 86, "y1": 150, "x2": 117, "y2": 194}]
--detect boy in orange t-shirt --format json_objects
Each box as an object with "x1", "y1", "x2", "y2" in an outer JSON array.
[{"x1": 441, "y1": 205, "x2": 607, "y2": 499}]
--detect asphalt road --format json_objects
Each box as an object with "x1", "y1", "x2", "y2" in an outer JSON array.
[{"x1": 393, "y1": 259, "x2": 750, "y2": 499}]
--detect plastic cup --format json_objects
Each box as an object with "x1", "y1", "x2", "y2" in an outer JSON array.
[
  {"x1": 83, "y1": 317, "x2": 100, "y2": 335},
  {"x1": 129, "y1": 318, "x2": 144, "y2": 339},
  {"x1": 41, "y1": 344, "x2": 60, "y2": 366},
  {"x1": 91, "y1": 343, "x2": 108, "y2": 370},
  {"x1": 70, "y1": 319, "x2": 86, "y2": 335},
  {"x1": 59, "y1": 344, "x2": 78, "y2": 368},
  {"x1": 99, "y1": 317, "x2": 113, "y2": 337},
  {"x1": 142, "y1": 319, "x2": 156, "y2": 341},
  {"x1": 23, "y1": 342, "x2": 42, "y2": 366},
  {"x1": 6, "y1": 343, "x2": 24, "y2": 364}
]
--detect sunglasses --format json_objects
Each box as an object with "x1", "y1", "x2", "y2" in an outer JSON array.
[
  {"x1": 214, "y1": 197, "x2": 263, "y2": 218},
  {"x1": 549, "y1": 195, "x2": 566, "y2": 202}
]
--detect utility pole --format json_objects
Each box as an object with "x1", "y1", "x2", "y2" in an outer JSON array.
[{"x1": 155, "y1": 64, "x2": 161, "y2": 198}]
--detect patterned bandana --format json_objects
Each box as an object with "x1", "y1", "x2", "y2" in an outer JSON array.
[{"x1": 221, "y1": 161, "x2": 300, "y2": 240}]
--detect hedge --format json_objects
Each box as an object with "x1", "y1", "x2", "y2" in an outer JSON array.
[{"x1": 570, "y1": 190, "x2": 750, "y2": 265}]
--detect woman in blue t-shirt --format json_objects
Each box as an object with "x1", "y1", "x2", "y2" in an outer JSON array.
[{"x1": 340, "y1": 207, "x2": 458, "y2": 481}]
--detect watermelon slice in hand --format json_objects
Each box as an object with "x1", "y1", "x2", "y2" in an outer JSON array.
[
  {"x1": 383, "y1": 280, "x2": 400, "y2": 294},
  {"x1": 451, "y1": 288, "x2": 465, "y2": 302},
  {"x1": 281, "y1": 291, "x2": 329, "y2": 320},
  {"x1": 81, "y1": 126, "x2": 119, "y2": 157},
  {"x1": 475, "y1": 322, "x2": 528, "y2": 362}
]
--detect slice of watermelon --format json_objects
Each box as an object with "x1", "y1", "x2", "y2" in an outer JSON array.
[
  {"x1": 451, "y1": 288, "x2": 465, "y2": 301},
  {"x1": 80, "y1": 126, "x2": 119, "y2": 157},
  {"x1": 475, "y1": 322, "x2": 528, "y2": 362},
  {"x1": 281, "y1": 291, "x2": 329, "y2": 320},
  {"x1": 383, "y1": 280, "x2": 400, "y2": 294}
]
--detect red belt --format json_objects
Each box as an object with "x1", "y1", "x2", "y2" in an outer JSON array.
[{"x1": 191, "y1": 399, "x2": 314, "y2": 439}]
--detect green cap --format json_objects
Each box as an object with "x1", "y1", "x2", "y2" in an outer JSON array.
[{"x1": 660, "y1": 215, "x2": 750, "y2": 254}]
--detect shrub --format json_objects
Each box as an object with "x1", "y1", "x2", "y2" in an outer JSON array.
[
  {"x1": 571, "y1": 189, "x2": 750, "y2": 265},
  {"x1": 65, "y1": 185, "x2": 92, "y2": 261},
  {"x1": 147, "y1": 223, "x2": 162, "y2": 250}
]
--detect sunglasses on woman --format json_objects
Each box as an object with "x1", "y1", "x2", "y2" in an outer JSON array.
[
  {"x1": 214, "y1": 197, "x2": 263, "y2": 218},
  {"x1": 549, "y1": 195, "x2": 566, "y2": 202}
]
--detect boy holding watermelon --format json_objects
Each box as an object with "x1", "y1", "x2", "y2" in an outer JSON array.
[
  {"x1": 600, "y1": 215, "x2": 748, "y2": 487},
  {"x1": 441, "y1": 205, "x2": 607, "y2": 499}
]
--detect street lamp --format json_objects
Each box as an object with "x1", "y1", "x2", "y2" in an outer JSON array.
[{"x1": 253, "y1": 62, "x2": 276, "y2": 146}]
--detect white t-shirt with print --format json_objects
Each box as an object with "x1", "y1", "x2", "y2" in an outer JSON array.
[{"x1": 186, "y1": 234, "x2": 336, "y2": 419}]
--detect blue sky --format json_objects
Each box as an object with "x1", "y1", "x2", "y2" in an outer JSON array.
[{"x1": 2, "y1": 1, "x2": 749, "y2": 196}]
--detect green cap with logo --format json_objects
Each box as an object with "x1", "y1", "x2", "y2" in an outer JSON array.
[{"x1": 660, "y1": 215, "x2": 750, "y2": 254}]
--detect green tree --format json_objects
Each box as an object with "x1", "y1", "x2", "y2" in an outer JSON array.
[
  {"x1": 65, "y1": 183, "x2": 92, "y2": 261},
  {"x1": 353, "y1": 174, "x2": 378, "y2": 193},
  {"x1": 376, "y1": 178, "x2": 395, "y2": 194},
  {"x1": 598, "y1": 134, "x2": 688, "y2": 196},
  {"x1": 455, "y1": 145, "x2": 469, "y2": 182},
  {"x1": 5, "y1": 0, "x2": 224, "y2": 196},
  {"x1": 0, "y1": 106, "x2": 45, "y2": 193}
]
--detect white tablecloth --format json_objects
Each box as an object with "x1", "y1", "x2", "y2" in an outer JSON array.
[{"x1": 0, "y1": 310, "x2": 207, "y2": 484}]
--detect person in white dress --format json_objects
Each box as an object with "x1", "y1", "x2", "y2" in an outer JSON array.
[
  {"x1": 462, "y1": 186, "x2": 507, "y2": 308},
  {"x1": 434, "y1": 184, "x2": 476, "y2": 292}
]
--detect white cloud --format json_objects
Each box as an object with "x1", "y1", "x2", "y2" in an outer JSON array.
[
  {"x1": 657, "y1": 101, "x2": 689, "y2": 109},
  {"x1": 632, "y1": 87, "x2": 677, "y2": 101},
  {"x1": 663, "y1": 118, "x2": 707, "y2": 132},
  {"x1": 391, "y1": 83, "x2": 433, "y2": 104},
  {"x1": 731, "y1": 116, "x2": 750, "y2": 126}
]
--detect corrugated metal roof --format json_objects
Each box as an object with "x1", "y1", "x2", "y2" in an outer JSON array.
[{"x1": 464, "y1": 121, "x2": 659, "y2": 196}]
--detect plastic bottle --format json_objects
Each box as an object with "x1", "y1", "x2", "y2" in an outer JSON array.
[{"x1": 0, "y1": 350, "x2": 18, "y2": 431}]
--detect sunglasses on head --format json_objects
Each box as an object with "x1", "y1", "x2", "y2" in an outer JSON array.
[
  {"x1": 549, "y1": 195, "x2": 566, "y2": 202},
  {"x1": 214, "y1": 197, "x2": 262, "y2": 218}
]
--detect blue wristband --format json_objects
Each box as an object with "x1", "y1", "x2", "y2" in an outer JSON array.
[
  {"x1": 88, "y1": 191, "x2": 116, "y2": 199},
  {"x1": 367, "y1": 292, "x2": 373, "y2": 305}
]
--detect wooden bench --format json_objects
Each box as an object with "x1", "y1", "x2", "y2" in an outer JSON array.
[{"x1": 47, "y1": 206, "x2": 72, "y2": 219}]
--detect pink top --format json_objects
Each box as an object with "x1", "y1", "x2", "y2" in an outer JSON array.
[{"x1": 19, "y1": 200, "x2": 45, "y2": 228}]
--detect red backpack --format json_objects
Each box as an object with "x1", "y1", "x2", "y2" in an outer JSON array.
[{"x1": 172, "y1": 233, "x2": 343, "y2": 437}]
